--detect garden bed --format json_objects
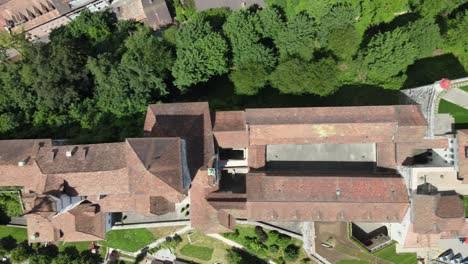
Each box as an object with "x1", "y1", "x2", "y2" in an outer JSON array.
[
  {"x1": 222, "y1": 224, "x2": 309, "y2": 263},
  {"x1": 0, "y1": 192, "x2": 23, "y2": 219}
]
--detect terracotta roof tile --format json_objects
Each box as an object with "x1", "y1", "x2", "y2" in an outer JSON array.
[
  {"x1": 436, "y1": 195, "x2": 464, "y2": 218},
  {"x1": 127, "y1": 138, "x2": 187, "y2": 193},
  {"x1": 149, "y1": 196, "x2": 175, "y2": 215},
  {"x1": 413, "y1": 194, "x2": 465, "y2": 234},
  {"x1": 144, "y1": 102, "x2": 214, "y2": 178},
  {"x1": 213, "y1": 111, "x2": 249, "y2": 148},
  {"x1": 245, "y1": 105, "x2": 427, "y2": 145},
  {"x1": 0, "y1": 139, "x2": 51, "y2": 165},
  {"x1": 247, "y1": 173, "x2": 408, "y2": 203},
  {"x1": 35, "y1": 143, "x2": 127, "y2": 174},
  {"x1": 214, "y1": 111, "x2": 246, "y2": 132}
]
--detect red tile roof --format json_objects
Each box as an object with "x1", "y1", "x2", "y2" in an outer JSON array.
[
  {"x1": 245, "y1": 105, "x2": 427, "y2": 145},
  {"x1": 213, "y1": 111, "x2": 249, "y2": 148},
  {"x1": 127, "y1": 138, "x2": 187, "y2": 193},
  {"x1": 246, "y1": 173, "x2": 409, "y2": 222},
  {"x1": 35, "y1": 142, "x2": 127, "y2": 174},
  {"x1": 247, "y1": 173, "x2": 408, "y2": 203},
  {"x1": 413, "y1": 194, "x2": 465, "y2": 234},
  {"x1": 144, "y1": 102, "x2": 214, "y2": 178},
  {"x1": 0, "y1": 139, "x2": 51, "y2": 165}
]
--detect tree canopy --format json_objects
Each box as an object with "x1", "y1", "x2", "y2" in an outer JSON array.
[{"x1": 0, "y1": 1, "x2": 466, "y2": 142}]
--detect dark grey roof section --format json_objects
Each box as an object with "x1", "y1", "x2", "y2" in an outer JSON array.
[
  {"x1": 141, "y1": 0, "x2": 172, "y2": 29},
  {"x1": 193, "y1": 0, "x2": 264, "y2": 11},
  {"x1": 180, "y1": 139, "x2": 192, "y2": 190},
  {"x1": 50, "y1": 0, "x2": 72, "y2": 15}
]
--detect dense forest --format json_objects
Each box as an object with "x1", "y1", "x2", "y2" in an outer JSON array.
[{"x1": 0, "y1": 0, "x2": 467, "y2": 142}]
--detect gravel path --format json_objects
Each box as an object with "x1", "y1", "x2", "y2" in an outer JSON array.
[{"x1": 206, "y1": 233, "x2": 244, "y2": 248}]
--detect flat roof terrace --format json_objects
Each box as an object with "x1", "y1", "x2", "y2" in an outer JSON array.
[
  {"x1": 266, "y1": 143, "x2": 378, "y2": 173},
  {"x1": 267, "y1": 143, "x2": 376, "y2": 162}
]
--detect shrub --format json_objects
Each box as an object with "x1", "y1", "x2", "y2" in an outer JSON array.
[
  {"x1": 10, "y1": 242, "x2": 33, "y2": 263},
  {"x1": 277, "y1": 233, "x2": 292, "y2": 247},
  {"x1": 254, "y1": 226, "x2": 268, "y2": 243},
  {"x1": 269, "y1": 244, "x2": 279, "y2": 253},
  {"x1": 277, "y1": 256, "x2": 286, "y2": 264},
  {"x1": 1, "y1": 235, "x2": 17, "y2": 251},
  {"x1": 173, "y1": 234, "x2": 182, "y2": 243},
  {"x1": 269, "y1": 230, "x2": 280, "y2": 243},
  {"x1": 284, "y1": 244, "x2": 300, "y2": 262},
  {"x1": 301, "y1": 257, "x2": 311, "y2": 263},
  {"x1": 245, "y1": 237, "x2": 267, "y2": 253}
]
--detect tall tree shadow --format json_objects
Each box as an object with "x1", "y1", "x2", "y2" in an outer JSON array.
[{"x1": 404, "y1": 53, "x2": 467, "y2": 88}]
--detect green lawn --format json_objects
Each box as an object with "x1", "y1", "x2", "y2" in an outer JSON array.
[
  {"x1": 180, "y1": 244, "x2": 214, "y2": 261},
  {"x1": 460, "y1": 86, "x2": 468, "y2": 93},
  {"x1": 336, "y1": 260, "x2": 370, "y2": 264},
  {"x1": 99, "y1": 228, "x2": 155, "y2": 252},
  {"x1": 0, "y1": 226, "x2": 27, "y2": 242},
  {"x1": 374, "y1": 244, "x2": 416, "y2": 264},
  {"x1": 57, "y1": 241, "x2": 92, "y2": 252},
  {"x1": 175, "y1": 231, "x2": 230, "y2": 264},
  {"x1": 438, "y1": 99, "x2": 468, "y2": 127}
]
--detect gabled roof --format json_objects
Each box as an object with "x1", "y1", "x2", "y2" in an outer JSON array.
[
  {"x1": 35, "y1": 142, "x2": 127, "y2": 174},
  {"x1": 247, "y1": 173, "x2": 409, "y2": 203},
  {"x1": 246, "y1": 173, "x2": 409, "y2": 222},
  {"x1": 0, "y1": 139, "x2": 51, "y2": 165},
  {"x1": 413, "y1": 193, "x2": 465, "y2": 234},
  {"x1": 144, "y1": 102, "x2": 214, "y2": 178},
  {"x1": 245, "y1": 105, "x2": 427, "y2": 145},
  {"x1": 213, "y1": 111, "x2": 249, "y2": 148},
  {"x1": 127, "y1": 137, "x2": 188, "y2": 193}
]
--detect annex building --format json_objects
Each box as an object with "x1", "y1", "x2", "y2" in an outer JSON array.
[{"x1": 0, "y1": 101, "x2": 466, "y2": 251}]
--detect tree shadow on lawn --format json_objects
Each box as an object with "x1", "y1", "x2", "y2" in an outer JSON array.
[
  {"x1": 403, "y1": 53, "x2": 467, "y2": 88},
  {"x1": 176, "y1": 75, "x2": 400, "y2": 111}
]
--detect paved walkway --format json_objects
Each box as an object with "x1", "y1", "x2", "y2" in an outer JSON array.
[
  {"x1": 207, "y1": 233, "x2": 244, "y2": 248},
  {"x1": 100, "y1": 225, "x2": 192, "y2": 258},
  {"x1": 442, "y1": 88, "x2": 468, "y2": 109},
  {"x1": 112, "y1": 220, "x2": 190, "y2": 230}
]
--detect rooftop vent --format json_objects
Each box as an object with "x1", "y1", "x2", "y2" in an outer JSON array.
[
  {"x1": 66, "y1": 147, "x2": 78, "y2": 157},
  {"x1": 17, "y1": 156, "x2": 30, "y2": 167}
]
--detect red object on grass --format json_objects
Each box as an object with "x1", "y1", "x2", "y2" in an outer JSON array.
[
  {"x1": 90, "y1": 241, "x2": 95, "y2": 250},
  {"x1": 440, "y1": 78, "x2": 451, "y2": 90}
]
